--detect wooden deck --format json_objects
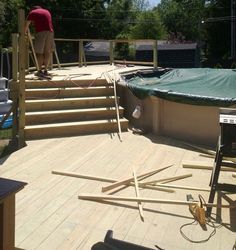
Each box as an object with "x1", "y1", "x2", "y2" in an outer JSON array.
[
  {"x1": 25, "y1": 64, "x2": 151, "y2": 82},
  {"x1": 0, "y1": 131, "x2": 235, "y2": 249}
]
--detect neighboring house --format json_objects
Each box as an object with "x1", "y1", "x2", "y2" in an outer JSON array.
[
  {"x1": 84, "y1": 42, "x2": 110, "y2": 62},
  {"x1": 84, "y1": 41, "x2": 200, "y2": 68},
  {"x1": 136, "y1": 42, "x2": 200, "y2": 68}
]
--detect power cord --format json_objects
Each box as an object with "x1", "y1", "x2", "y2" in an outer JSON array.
[{"x1": 180, "y1": 194, "x2": 222, "y2": 243}]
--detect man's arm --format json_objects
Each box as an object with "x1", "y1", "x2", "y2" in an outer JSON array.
[{"x1": 24, "y1": 20, "x2": 31, "y2": 34}]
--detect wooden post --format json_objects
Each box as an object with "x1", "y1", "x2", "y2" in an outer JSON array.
[
  {"x1": 79, "y1": 40, "x2": 83, "y2": 67},
  {"x1": 0, "y1": 178, "x2": 27, "y2": 250},
  {"x1": 153, "y1": 40, "x2": 158, "y2": 69},
  {"x1": 25, "y1": 35, "x2": 29, "y2": 73},
  {"x1": 11, "y1": 34, "x2": 19, "y2": 141},
  {"x1": 109, "y1": 40, "x2": 114, "y2": 65},
  {"x1": 18, "y1": 9, "x2": 26, "y2": 148}
]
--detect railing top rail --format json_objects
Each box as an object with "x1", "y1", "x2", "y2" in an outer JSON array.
[{"x1": 54, "y1": 38, "x2": 157, "y2": 43}]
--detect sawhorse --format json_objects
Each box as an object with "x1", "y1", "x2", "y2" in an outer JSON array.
[{"x1": 207, "y1": 108, "x2": 236, "y2": 217}]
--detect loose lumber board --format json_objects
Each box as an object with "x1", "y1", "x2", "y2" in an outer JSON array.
[
  {"x1": 142, "y1": 174, "x2": 192, "y2": 185},
  {"x1": 52, "y1": 170, "x2": 174, "y2": 193},
  {"x1": 181, "y1": 142, "x2": 215, "y2": 155},
  {"x1": 101, "y1": 165, "x2": 172, "y2": 192},
  {"x1": 133, "y1": 170, "x2": 144, "y2": 221},
  {"x1": 182, "y1": 160, "x2": 236, "y2": 172},
  {"x1": 199, "y1": 153, "x2": 236, "y2": 164},
  {"x1": 153, "y1": 183, "x2": 210, "y2": 192},
  {"x1": 78, "y1": 193, "x2": 234, "y2": 208}
]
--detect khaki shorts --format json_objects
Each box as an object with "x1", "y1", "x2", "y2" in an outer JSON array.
[{"x1": 34, "y1": 31, "x2": 55, "y2": 54}]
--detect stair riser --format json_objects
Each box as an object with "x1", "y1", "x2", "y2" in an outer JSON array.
[
  {"x1": 25, "y1": 121, "x2": 129, "y2": 140},
  {"x1": 26, "y1": 109, "x2": 124, "y2": 125},
  {"x1": 26, "y1": 88, "x2": 114, "y2": 99},
  {"x1": 26, "y1": 98, "x2": 116, "y2": 112},
  {"x1": 25, "y1": 79, "x2": 109, "y2": 89}
]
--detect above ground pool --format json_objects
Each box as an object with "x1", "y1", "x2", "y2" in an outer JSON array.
[{"x1": 123, "y1": 68, "x2": 236, "y2": 107}]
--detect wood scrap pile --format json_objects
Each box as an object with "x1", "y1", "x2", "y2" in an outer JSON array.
[
  {"x1": 181, "y1": 142, "x2": 236, "y2": 174},
  {"x1": 51, "y1": 164, "x2": 223, "y2": 222}
]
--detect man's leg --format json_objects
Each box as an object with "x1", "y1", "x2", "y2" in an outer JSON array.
[
  {"x1": 43, "y1": 31, "x2": 54, "y2": 74},
  {"x1": 43, "y1": 51, "x2": 51, "y2": 71},
  {"x1": 36, "y1": 53, "x2": 44, "y2": 70}
]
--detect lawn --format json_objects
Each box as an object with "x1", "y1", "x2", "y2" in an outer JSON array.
[{"x1": 0, "y1": 128, "x2": 12, "y2": 158}]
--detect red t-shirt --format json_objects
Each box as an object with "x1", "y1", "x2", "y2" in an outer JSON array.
[{"x1": 27, "y1": 8, "x2": 53, "y2": 33}]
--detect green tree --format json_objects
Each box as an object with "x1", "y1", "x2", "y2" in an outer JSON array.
[
  {"x1": 130, "y1": 10, "x2": 166, "y2": 39},
  {"x1": 0, "y1": 0, "x2": 24, "y2": 47},
  {"x1": 103, "y1": 0, "x2": 136, "y2": 38},
  {"x1": 204, "y1": 0, "x2": 231, "y2": 66},
  {"x1": 158, "y1": 0, "x2": 205, "y2": 41}
]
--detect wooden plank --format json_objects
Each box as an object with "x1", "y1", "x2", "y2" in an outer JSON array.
[
  {"x1": 18, "y1": 9, "x2": 26, "y2": 148},
  {"x1": 182, "y1": 160, "x2": 236, "y2": 172},
  {"x1": 141, "y1": 174, "x2": 192, "y2": 185},
  {"x1": 181, "y1": 142, "x2": 215, "y2": 156},
  {"x1": 152, "y1": 183, "x2": 210, "y2": 192},
  {"x1": 52, "y1": 170, "x2": 174, "y2": 193},
  {"x1": 52, "y1": 170, "x2": 116, "y2": 183},
  {"x1": 101, "y1": 165, "x2": 172, "y2": 192},
  {"x1": 133, "y1": 170, "x2": 144, "y2": 221},
  {"x1": 78, "y1": 193, "x2": 234, "y2": 208},
  {"x1": 28, "y1": 29, "x2": 39, "y2": 71},
  {"x1": 200, "y1": 153, "x2": 236, "y2": 164},
  {"x1": 11, "y1": 33, "x2": 19, "y2": 140},
  {"x1": 1, "y1": 195, "x2": 15, "y2": 250}
]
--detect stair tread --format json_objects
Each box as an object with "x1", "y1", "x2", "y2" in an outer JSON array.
[
  {"x1": 26, "y1": 86, "x2": 113, "y2": 91},
  {"x1": 25, "y1": 118, "x2": 128, "y2": 129},
  {"x1": 26, "y1": 107, "x2": 123, "y2": 115},
  {"x1": 26, "y1": 96, "x2": 116, "y2": 103}
]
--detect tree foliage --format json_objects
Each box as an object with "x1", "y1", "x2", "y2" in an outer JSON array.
[
  {"x1": 204, "y1": 0, "x2": 231, "y2": 65},
  {"x1": 0, "y1": 0, "x2": 24, "y2": 47},
  {"x1": 158, "y1": 0, "x2": 205, "y2": 41},
  {"x1": 130, "y1": 11, "x2": 166, "y2": 39}
]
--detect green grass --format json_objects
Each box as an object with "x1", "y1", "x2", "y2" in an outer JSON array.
[
  {"x1": 0, "y1": 128, "x2": 12, "y2": 140},
  {"x1": 0, "y1": 128, "x2": 13, "y2": 158}
]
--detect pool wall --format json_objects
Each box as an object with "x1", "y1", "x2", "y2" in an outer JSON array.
[{"x1": 118, "y1": 85, "x2": 235, "y2": 146}]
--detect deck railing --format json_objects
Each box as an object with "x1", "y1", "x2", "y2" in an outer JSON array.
[
  {"x1": 13, "y1": 9, "x2": 158, "y2": 147},
  {"x1": 45, "y1": 38, "x2": 158, "y2": 69}
]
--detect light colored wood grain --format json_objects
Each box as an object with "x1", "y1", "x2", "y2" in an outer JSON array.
[
  {"x1": 133, "y1": 170, "x2": 144, "y2": 221},
  {"x1": 152, "y1": 183, "x2": 210, "y2": 192},
  {"x1": 182, "y1": 142, "x2": 215, "y2": 155},
  {"x1": 142, "y1": 173, "x2": 192, "y2": 185},
  {"x1": 182, "y1": 160, "x2": 236, "y2": 172},
  {"x1": 52, "y1": 169, "x2": 174, "y2": 193},
  {"x1": 0, "y1": 101, "x2": 234, "y2": 250},
  {"x1": 101, "y1": 165, "x2": 173, "y2": 192},
  {"x1": 199, "y1": 153, "x2": 236, "y2": 164},
  {"x1": 78, "y1": 193, "x2": 234, "y2": 208},
  {"x1": 78, "y1": 193, "x2": 198, "y2": 206}
]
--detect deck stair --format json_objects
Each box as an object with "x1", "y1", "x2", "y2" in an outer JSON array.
[{"x1": 24, "y1": 78, "x2": 129, "y2": 140}]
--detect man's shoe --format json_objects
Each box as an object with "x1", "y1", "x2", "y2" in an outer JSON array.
[
  {"x1": 34, "y1": 70, "x2": 45, "y2": 78},
  {"x1": 43, "y1": 70, "x2": 52, "y2": 76},
  {"x1": 34, "y1": 70, "x2": 52, "y2": 80}
]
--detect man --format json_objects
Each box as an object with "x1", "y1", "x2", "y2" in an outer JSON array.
[{"x1": 25, "y1": 6, "x2": 54, "y2": 79}]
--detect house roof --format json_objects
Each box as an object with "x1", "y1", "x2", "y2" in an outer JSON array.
[{"x1": 84, "y1": 41, "x2": 198, "y2": 55}]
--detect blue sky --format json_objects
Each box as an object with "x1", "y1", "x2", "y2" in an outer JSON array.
[{"x1": 148, "y1": 0, "x2": 161, "y2": 7}]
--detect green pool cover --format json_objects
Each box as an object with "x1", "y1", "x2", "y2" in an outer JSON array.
[{"x1": 127, "y1": 68, "x2": 236, "y2": 106}]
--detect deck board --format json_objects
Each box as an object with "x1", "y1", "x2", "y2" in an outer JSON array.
[{"x1": 0, "y1": 131, "x2": 235, "y2": 250}]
